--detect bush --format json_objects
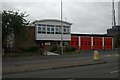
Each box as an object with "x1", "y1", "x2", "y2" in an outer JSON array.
[
  {"x1": 49, "y1": 46, "x2": 76, "y2": 54},
  {"x1": 63, "y1": 46, "x2": 76, "y2": 52},
  {"x1": 63, "y1": 46, "x2": 71, "y2": 52},
  {"x1": 70, "y1": 46, "x2": 76, "y2": 51},
  {"x1": 3, "y1": 48, "x2": 45, "y2": 58},
  {"x1": 50, "y1": 45, "x2": 58, "y2": 52}
]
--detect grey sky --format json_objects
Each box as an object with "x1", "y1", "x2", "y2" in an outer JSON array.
[{"x1": 1, "y1": 0, "x2": 119, "y2": 34}]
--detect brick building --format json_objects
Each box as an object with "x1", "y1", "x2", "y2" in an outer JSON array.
[{"x1": 15, "y1": 19, "x2": 113, "y2": 51}]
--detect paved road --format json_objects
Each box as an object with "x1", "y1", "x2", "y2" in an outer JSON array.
[
  {"x1": 3, "y1": 50, "x2": 119, "y2": 66},
  {"x1": 3, "y1": 61, "x2": 119, "y2": 78}
]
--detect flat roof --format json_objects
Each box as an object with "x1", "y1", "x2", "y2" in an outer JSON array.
[{"x1": 71, "y1": 33, "x2": 113, "y2": 37}]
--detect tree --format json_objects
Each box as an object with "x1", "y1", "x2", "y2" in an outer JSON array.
[{"x1": 2, "y1": 10, "x2": 29, "y2": 52}]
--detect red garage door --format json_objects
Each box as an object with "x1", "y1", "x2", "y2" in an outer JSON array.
[
  {"x1": 69, "y1": 36, "x2": 79, "y2": 49},
  {"x1": 93, "y1": 37, "x2": 102, "y2": 50},
  {"x1": 104, "y1": 37, "x2": 112, "y2": 50},
  {"x1": 81, "y1": 36, "x2": 91, "y2": 50}
]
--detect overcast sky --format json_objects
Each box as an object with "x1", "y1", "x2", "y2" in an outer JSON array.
[{"x1": 1, "y1": 0, "x2": 119, "y2": 34}]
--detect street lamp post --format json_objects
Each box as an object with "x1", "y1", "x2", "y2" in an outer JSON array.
[{"x1": 61, "y1": 0, "x2": 63, "y2": 55}]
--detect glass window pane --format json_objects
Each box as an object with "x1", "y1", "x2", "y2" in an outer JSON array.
[
  {"x1": 47, "y1": 27, "x2": 50, "y2": 31},
  {"x1": 51, "y1": 32, "x2": 54, "y2": 34},
  {"x1": 47, "y1": 32, "x2": 50, "y2": 34},
  {"x1": 38, "y1": 27, "x2": 41, "y2": 30},
  {"x1": 51, "y1": 28, "x2": 54, "y2": 31},
  {"x1": 43, "y1": 27, "x2": 46, "y2": 31},
  {"x1": 64, "y1": 28, "x2": 66, "y2": 32}
]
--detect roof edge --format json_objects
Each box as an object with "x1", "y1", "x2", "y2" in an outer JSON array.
[{"x1": 31, "y1": 19, "x2": 72, "y2": 25}]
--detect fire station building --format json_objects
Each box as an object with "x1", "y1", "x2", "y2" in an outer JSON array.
[{"x1": 29, "y1": 19, "x2": 113, "y2": 50}]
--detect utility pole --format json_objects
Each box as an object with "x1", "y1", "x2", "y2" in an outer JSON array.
[
  {"x1": 112, "y1": 0, "x2": 116, "y2": 26},
  {"x1": 61, "y1": 0, "x2": 63, "y2": 55}
]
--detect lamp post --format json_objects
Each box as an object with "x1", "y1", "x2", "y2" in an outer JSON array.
[{"x1": 61, "y1": 0, "x2": 63, "y2": 55}]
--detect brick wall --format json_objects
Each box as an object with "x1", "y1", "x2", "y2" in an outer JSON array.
[{"x1": 15, "y1": 26, "x2": 37, "y2": 52}]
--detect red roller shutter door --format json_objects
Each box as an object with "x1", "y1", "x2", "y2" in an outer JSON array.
[
  {"x1": 104, "y1": 37, "x2": 112, "y2": 50},
  {"x1": 93, "y1": 37, "x2": 102, "y2": 50},
  {"x1": 81, "y1": 37, "x2": 91, "y2": 50},
  {"x1": 69, "y1": 36, "x2": 79, "y2": 50}
]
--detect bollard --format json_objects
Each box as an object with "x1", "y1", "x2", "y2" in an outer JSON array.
[{"x1": 93, "y1": 51, "x2": 99, "y2": 60}]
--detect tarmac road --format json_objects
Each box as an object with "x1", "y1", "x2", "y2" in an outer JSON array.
[
  {"x1": 3, "y1": 61, "x2": 119, "y2": 78},
  {"x1": 2, "y1": 50, "x2": 119, "y2": 66}
]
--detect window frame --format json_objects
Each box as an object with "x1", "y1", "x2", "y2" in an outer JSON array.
[{"x1": 38, "y1": 24, "x2": 46, "y2": 34}]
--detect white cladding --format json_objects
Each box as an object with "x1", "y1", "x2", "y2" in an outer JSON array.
[
  {"x1": 36, "y1": 34, "x2": 71, "y2": 41},
  {"x1": 102, "y1": 37, "x2": 104, "y2": 49},
  {"x1": 91, "y1": 37, "x2": 93, "y2": 50},
  {"x1": 33, "y1": 19, "x2": 72, "y2": 41}
]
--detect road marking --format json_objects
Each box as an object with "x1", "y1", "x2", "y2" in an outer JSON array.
[{"x1": 110, "y1": 70, "x2": 120, "y2": 74}]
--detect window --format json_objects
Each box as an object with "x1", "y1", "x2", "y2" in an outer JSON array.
[
  {"x1": 38, "y1": 27, "x2": 42, "y2": 33},
  {"x1": 51, "y1": 27, "x2": 54, "y2": 34},
  {"x1": 63, "y1": 27, "x2": 67, "y2": 34},
  {"x1": 63, "y1": 26, "x2": 70, "y2": 34},
  {"x1": 47, "y1": 27, "x2": 50, "y2": 31},
  {"x1": 55, "y1": 26, "x2": 61, "y2": 34},
  {"x1": 47, "y1": 25, "x2": 54, "y2": 34},
  {"x1": 47, "y1": 27, "x2": 50, "y2": 34},
  {"x1": 42, "y1": 27, "x2": 46, "y2": 34},
  {"x1": 55, "y1": 27, "x2": 59, "y2": 34},
  {"x1": 64, "y1": 28, "x2": 66, "y2": 32},
  {"x1": 38, "y1": 24, "x2": 46, "y2": 34},
  {"x1": 67, "y1": 28, "x2": 70, "y2": 34},
  {"x1": 51, "y1": 27, "x2": 54, "y2": 31}
]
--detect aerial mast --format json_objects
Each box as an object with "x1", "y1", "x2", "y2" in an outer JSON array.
[{"x1": 112, "y1": 0, "x2": 116, "y2": 26}]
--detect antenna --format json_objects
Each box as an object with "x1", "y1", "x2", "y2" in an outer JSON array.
[
  {"x1": 65, "y1": 17, "x2": 67, "y2": 22},
  {"x1": 112, "y1": 0, "x2": 116, "y2": 26}
]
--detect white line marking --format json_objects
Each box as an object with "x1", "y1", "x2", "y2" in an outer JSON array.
[{"x1": 110, "y1": 70, "x2": 120, "y2": 74}]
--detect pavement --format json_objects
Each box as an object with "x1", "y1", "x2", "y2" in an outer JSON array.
[
  {"x1": 2, "y1": 51, "x2": 119, "y2": 74},
  {"x1": 43, "y1": 51, "x2": 60, "y2": 55}
]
